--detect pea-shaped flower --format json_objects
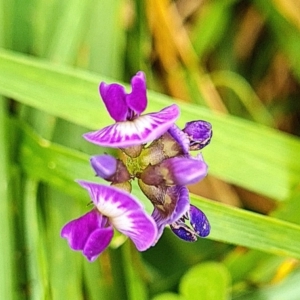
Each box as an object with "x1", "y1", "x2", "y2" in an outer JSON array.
[{"x1": 61, "y1": 181, "x2": 157, "y2": 261}]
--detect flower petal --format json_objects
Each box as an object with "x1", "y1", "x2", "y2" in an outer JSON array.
[
  {"x1": 126, "y1": 71, "x2": 147, "y2": 115},
  {"x1": 61, "y1": 209, "x2": 105, "y2": 250},
  {"x1": 77, "y1": 181, "x2": 157, "y2": 251},
  {"x1": 99, "y1": 82, "x2": 128, "y2": 122},
  {"x1": 168, "y1": 124, "x2": 190, "y2": 154},
  {"x1": 83, "y1": 104, "x2": 180, "y2": 148},
  {"x1": 83, "y1": 227, "x2": 114, "y2": 262},
  {"x1": 151, "y1": 186, "x2": 190, "y2": 242},
  {"x1": 189, "y1": 205, "x2": 210, "y2": 237},
  {"x1": 61, "y1": 209, "x2": 113, "y2": 261},
  {"x1": 160, "y1": 156, "x2": 208, "y2": 186}
]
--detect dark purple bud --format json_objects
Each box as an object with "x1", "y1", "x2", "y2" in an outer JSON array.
[
  {"x1": 170, "y1": 222, "x2": 197, "y2": 242},
  {"x1": 189, "y1": 205, "x2": 210, "y2": 237},
  {"x1": 183, "y1": 120, "x2": 212, "y2": 150}
]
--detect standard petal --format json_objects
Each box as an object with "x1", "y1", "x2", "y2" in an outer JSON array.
[
  {"x1": 126, "y1": 71, "x2": 147, "y2": 115},
  {"x1": 189, "y1": 205, "x2": 210, "y2": 237},
  {"x1": 99, "y1": 82, "x2": 128, "y2": 122},
  {"x1": 77, "y1": 181, "x2": 158, "y2": 251},
  {"x1": 61, "y1": 209, "x2": 106, "y2": 251},
  {"x1": 83, "y1": 227, "x2": 114, "y2": 262},
  {"x1": 83, "y1": 104, "x2": 180, "y2": 148}
]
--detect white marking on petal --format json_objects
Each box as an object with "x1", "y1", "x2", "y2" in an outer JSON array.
[
  {"x1": 77, "y1": 181, "x2": 158, "y2": 251},
  {"x1": 83, "y1": 104, "x2": 180, "y2": 147}
]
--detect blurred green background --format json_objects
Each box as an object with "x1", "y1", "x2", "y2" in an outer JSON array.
[{"x1": 1, "y1": 0, "x2": 300, "y2": 299}]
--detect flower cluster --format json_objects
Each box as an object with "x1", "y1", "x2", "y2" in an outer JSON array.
[{"x1": 61, "y1": 71, "x2": 212, "y2": 261}]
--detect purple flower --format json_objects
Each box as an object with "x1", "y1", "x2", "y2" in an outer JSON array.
[
  {"x1": 61, "y1": 181, "x2": 157, "y2": 261},
  {"x1": 84, "y1": 72, "x2": 180, "y2": 148}
]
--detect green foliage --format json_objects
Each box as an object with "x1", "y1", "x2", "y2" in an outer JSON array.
[{"x1": 1, "y1": 0, "x2": 300, "y2": 299}]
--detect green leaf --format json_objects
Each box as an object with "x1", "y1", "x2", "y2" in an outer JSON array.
[
  {"x1": 192, "y1": 194, "x2": 300, "y2": 260},
  {"x1": 0, "y1": 101, "x2": 15, "y2": 300},
  {"x1": 179, "y1": 262, "x2": 231, "y2": 300},
  {"x1": 1, "y1": 49, "x2": 300, "y2": 201},
  {"x1": 15, "y1": 118, "x2": 300, "y2": 260},
  {"x1": 24, "y1": 179, "x2": 50, "y2": 299},
  {"x1": 152, "y1": 293, "x2": 185, "y2": 300},
  {"x1": 121, "y1": 242, "x2": 148, "y2": 300},
  {"x1": 254, "y1": 0, "x2": 300, "y2": 81}
]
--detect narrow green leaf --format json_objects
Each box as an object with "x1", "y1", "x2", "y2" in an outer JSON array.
[
  {"x1": 1, "y1": 49, "x2": 300, "y2": 201},
  {"x1": 82, "y1": 261, "x2": 110, "y2": 300},
  {"x1": 191, "y1": 0, "x2": 236, "y2": 59},
  {"x1": 0, "y1": 102, "x2": 15, "y2": 300},
  {"x1": 122, "y1": 242, "x2": 148, "y2": 300},
  {"x1": 87, "y1": 0, "x2": 125, "y2": 78},
  {"x1": 192, "y1": 195, "x2": 300, "y2": 260},
  {"x1": 210, "y1": 70, "x2": 274, "y2": 126},
  {"x1": 24, "y1": 179, "x2": 50, "y2": 299},
  {"x1": 15, "y1": 118, "x2": 300, "y2": 260},
  {"x1": 46, "y1": 0, "x2": 94, "y2": 64},
  {"x1": 45, "y1": 187, "x2": 84, "y2": 299},
  {"x1": 254, "y1": 0, "x2": 300, "y2": 81}
]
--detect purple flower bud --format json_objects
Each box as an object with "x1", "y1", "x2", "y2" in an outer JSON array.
[
  {"x1": 90, "y1": 154, "x2": 117, "y2": 179},
  {"x1": 90, "y1": 155, "x2": 131, "y2": 183},
  {"x1": 160, "y1": 157, "x2": 208, "y2": 186},
  {"x1": 140, "y1": 157, "x2": 208, "y2": 186},
  {"x1": 183, "y1": 120, "x2": 212, "y2": 150}
]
